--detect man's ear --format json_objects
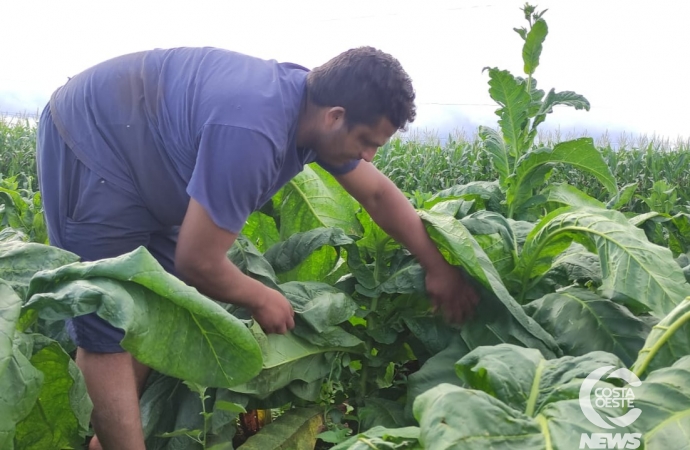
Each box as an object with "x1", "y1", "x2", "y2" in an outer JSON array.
[{"x1": 325, "y1": 107, "x2": 346, "y2": 130}]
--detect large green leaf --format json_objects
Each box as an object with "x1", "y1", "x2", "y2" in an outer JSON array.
[
  {"x1": 0, "y1": 335, "x2": 43, "y2": 449},
  {"x1": 525, "y1": 287, "x2": 651, "y2": 366},
  {"x1": 521, "y1": 242, "x2": 602, "y2": 300},
  {"x1": 461, "y1": 210, "x2": 518, "y2": 277},
  {"x1": 412, "y1": 345, "x2": 635, "y2": 449},
  {"x1": 455, "y1": 344, "x2": 625, "y2": 416},
  {"x1": 281, "y1": 281, "x2": 358, "y2": 335},
  {"x1": 264, "y1": 228, "x2": 354, "y2": 283},
  {"x1": 413, "y1": 382, "x2": 630, "y2": 450},
  {"x1": 330, "y1": 426, "x2": 421, "y2": 450},
  {"x1": 545, "y1": 183, "x2": 605, "y2": 209},
  {"x1": 228, "y1": 235, "x2": 280, "y2": 290},
  {"x1": 522, "y1": 18, "x2": 548, "y2": 76},
  {"x1": 239, "y1": 407, "x2": 323, "y2": 450},
  {"x1": 404, "y1": 338, "x2": 469, "y2": 422},
  {"x1": 532, "y1": 89, "x2": 590, "y2": 131},
  {"x1": 0, "y1": 242, "x2": 79, "y2": 299},
  {"x1": 265, "y1": 228, "x2": 353, "y2": 273},
  {"x1": 632, "y1": 298, "x2": 690, "y2": 378},
  {"x1": 508, "y1": 139, "x2": 617, "y2": 216},
  {"x1": 513, "y1": 207, "x2": 690, "y2": 315},
  {"x1": 478, "y1": 126, "x2": 511, "y2": 187},
  {"x1": 419, "y1": 210, "x2": 560, "y2": 357},
  {"x1": 231, "y1": 280, "x2": 365, "y2": 398},
  {"x1": 426, "y1": 181, "x2": 504, "y2": 213},
  {"x1": 0, "y1": 280, "x2": 21, "y2": 379},
  {"x1": 14, "y1": 335, "x2": 92, "y2": 450},
  {"x1": 485, "y1": 68, "x2": 531, "y2": 156},
  {"x1": 359, "y1": 397, "x2": 407, "y2": 431},
  {"x1": 276, "y1": 164, "x2": 361, "y2": 238},
  {"x1": 241, "y1": 211, "x2": 280, "y2": 253},
  {"x1": 631, "y1": 356, "x2": 690, "y2": 448},
  {"x1": 228, "y1": 323, "x2": 345, "y2": 398},
  {"x1": 23, "y1": 247, "x2": 262, "y2": 388}
]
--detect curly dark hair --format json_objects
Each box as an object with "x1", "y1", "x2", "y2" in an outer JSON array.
[{"x1": 306, "y1": 46, "x2": 416, "y2": 130}]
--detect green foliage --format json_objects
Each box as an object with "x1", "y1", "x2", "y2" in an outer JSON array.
[
  {"x1": 0, "y1": 175, "x2": 47, "y2": 244},
  {"x1": 477, "y1": 4, "x2": 616, "y2": 219},
  {"x1": 0, "y1": 117, "x2": 38, "y2": 189},
  {"x1": 2, "y1": 6, "x2": 690, "y2": 448}
]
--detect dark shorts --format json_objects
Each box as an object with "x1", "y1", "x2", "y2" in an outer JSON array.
[{"x1": 37, "y1": 104, "x2": 180, "y2": 353}]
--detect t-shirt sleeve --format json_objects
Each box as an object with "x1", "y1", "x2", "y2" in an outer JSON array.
[
  {"x1": 187, "y1": 124, "x2": 280, "y2": 233},
  {"x1": 315, "y1": 158, "x2": 361, "y2": 176}
]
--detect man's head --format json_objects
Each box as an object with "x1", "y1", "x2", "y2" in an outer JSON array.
[{"x1": 301, "y1": 47, "x2": 416, "y2": 166}]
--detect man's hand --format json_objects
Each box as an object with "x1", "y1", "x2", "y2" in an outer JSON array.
[
  {"x1": 336, "y1": 163, "x2": 480, "y2": 324},
  {"x1": 177, "y1": 198, "x2": 295, "y2": 335},
  {"x1": 425, "y1": 262, "x2": 479, "y2": 324},
  {"x1": 249, "y1": 286, "x2": 296, "y2": 334}
]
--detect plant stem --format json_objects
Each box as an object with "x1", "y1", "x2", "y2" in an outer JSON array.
[{"x1": 633, "y1": 310, "x2": 690, "y2": 378}]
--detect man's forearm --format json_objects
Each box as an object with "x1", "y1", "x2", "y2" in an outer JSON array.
[
  {"x1": 177, "y1": 257, "x2": 266, "y2": 309},
  {"x1": 361, "y1": 178, "x2": 446, "y2": 270}
]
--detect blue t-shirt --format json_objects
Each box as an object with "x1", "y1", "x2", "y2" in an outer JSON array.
[{"x1": 49, "y1": 47, "x2": 359, "y2": 233}]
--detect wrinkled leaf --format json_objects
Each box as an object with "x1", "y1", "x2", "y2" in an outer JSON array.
[
  {"x1": 522, "y1": 18, "x2": 548, "y2": 75},
  {"x1": 419, "y1": 210, "x2": 559, "y2": 357},
  {"x1": 330, "y1": 426, "x2": 421, "y2": 450},
  {"x1": 525, "y1": 287, "x2": 650, "y2": 366},
  {"x1": 277, "y1": 164, "x2": 361, "y2": 238},
  {"x1": 631, "y1": 356, "x2": 690, "y2": 447},
  {"x1": 14, "y1": 335, "x2": 92, "y2": 450},
  {"x1": 513, "y1": 207, "x2": 690, "y2": 316},
  {"x1": 23, "y1": 247, "x2": 262, "y2": 388}
]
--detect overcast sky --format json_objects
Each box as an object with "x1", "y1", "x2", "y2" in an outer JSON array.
[{"x1": 1, "y1": 0, "x2": 688, "y2": 144}]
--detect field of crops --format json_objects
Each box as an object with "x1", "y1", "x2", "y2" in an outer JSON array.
[{"x1": 3, "y1": 6, "x2": 690, "y2": 450}]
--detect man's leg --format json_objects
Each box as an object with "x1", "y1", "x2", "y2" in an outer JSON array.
[
  {"x1": 37, "y1": 104, "x2": 162, "y2": 449},
  {"x1": 79, "y1": 350, "x2": 151, "y2": 450}
]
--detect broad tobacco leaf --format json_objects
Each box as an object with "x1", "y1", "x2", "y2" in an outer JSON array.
[
  {"x1": 14, "y1": 334, "x2": 92, "y2": 450},
  {"x1": 228, "y1": 235, "x2": 281, "y2": 290},
  {"x1": 630, "y1": 356, "x2": 690, "y2": 448},
  {"x1": 413, "y1": 345, "x2": 632, "y2": 449},
  {"x1": 525, "y1": 287, "x2": 650, "y2": 367},
  {"x1": 507, "y1": 139, "x2": 617, "y2": 216},
  {"x1": 241, "y1": 211, "x2": 280, "y2": 253},
  {"x1": 276, "y1": 164, "x2": 362, "y2": 239},
  {"x1": 460, "y1": 210, "x2": 518, "y2": 277},
  {"x1": 545, "y1": 183, "x2": 605, "y2": 210},
  {"x1": 0, "y1": 280, "x2": 41, "y2": 449},
  {"x1": 23, "y1": 247, "x2": 263, "y2": 388},
  {"x1": 230, "y1": 283, "x2": 363, "y2": 399},
  {"x1": 330, "y1": 426, "x2": 422, "y2": 450},
  {"x1": 0, "y1": 336, "x2": 42, "y2": 449},
  {"x1": 426, "y1": 181, "x2": 504, "y2": 213},
  {"x1": 419, "y1": 210, "x2": 559, "y2": 358},
  {"x1": 0, "y1": 241, "x2": 79, "y2": 299},
  {"x1": 484, "y1": 68, "x2": 531, "y2": 157},
  {"x1": 228, "y1": 323, "x2": 343, "y2": 399},
  {"x1": 522, "y1": 18, "x2": 548, "y2": 76},
  {"x1": 478, "y1": 126, "x2": 511, "y2": 188},
  {"x1": 264, "y1": 227, "x2": 354, "y2": 283},
  {"x1": 404, "y1": 338, "x2": 470, "y2": 422},
  {"x1": 513, "y1": 207, "x2": 690, "y2": 316}
]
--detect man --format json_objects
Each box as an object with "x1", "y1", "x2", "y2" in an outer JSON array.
[{"x1": 37, "y1": 46, "x2": 478, "y2": 449}]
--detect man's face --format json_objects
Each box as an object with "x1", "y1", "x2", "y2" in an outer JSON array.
[{"x1": 316, "y1": 110, "x2": 397, "y2": 167}]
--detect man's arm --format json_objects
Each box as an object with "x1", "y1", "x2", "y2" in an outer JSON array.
[
  {"x1": 175, "y1": 198, "x2": 295, "y2": 334},
  {"x1": 335, "y1": 161, "x2": 478, "y2": 323}
]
